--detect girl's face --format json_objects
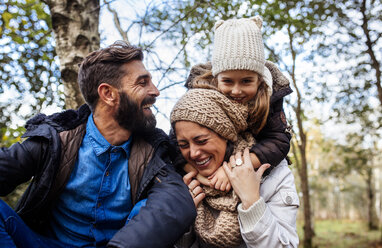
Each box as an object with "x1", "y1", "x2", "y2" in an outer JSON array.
[
  {"x1": 175, "y1": 121, "x2": 227, "y2": 177},
  {"x1": 217, "y1": 70, "x2": 260, "y2": 104}
]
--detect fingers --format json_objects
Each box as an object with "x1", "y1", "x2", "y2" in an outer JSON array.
[
  {"x1": 192, "y1": 184, "x2": 203, "y2": 195},
  {"x1": 214, "y1": 178, "x2": 222, "y2": 190},
  {"x1": 209, "y1": 176, "x2": 218, "y2": 188},
  {"x1": 234, "y1": 151, "x2": 242, "y2": 163},
  {"x1": 256, "y1": 163, "x2": 271, "y2": 178},
  {"x1": 223, "y1": 161, "x2": 232, "y2": 176},
  {"x1": 229, "y1": 155, "x2": 236, "y2": 168},
  {"x1": 225, "y1": 182, "x2": 231, "y2": 192},
  {"x1": 183, "y1": 170, "x2": 197, "y2": 185},
  {"x1": 188, "y1": 178, "x2": 200, "y2": 191},
  {"x1": 188, "y1": 180, "x2": 205, "y2": 207},
  {"x1": 242, "y1": 148, "x2": 251, "y2": 166},
  {"x1": 193, "y1": 191, "x2": 205, "y2": 207},
  {"x1": 207, "y1": 171, "x2": 216, "y2": 180},
  {"x1": 196, "y1": 173, "x2": 210, "y2": 186},
  {"x1": 219, "y1": 180, "x2": 228, "y2": 191}
]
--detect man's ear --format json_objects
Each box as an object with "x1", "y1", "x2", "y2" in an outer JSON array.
[{"x1": 98, "y1": 83, "x2": 119, "y2": 107}]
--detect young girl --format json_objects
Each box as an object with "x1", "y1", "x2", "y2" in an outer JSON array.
[{"x1": 182, "y1": 16, "x2": 292, "y2": 191}]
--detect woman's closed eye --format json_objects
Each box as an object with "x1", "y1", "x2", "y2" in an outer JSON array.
[
  {"x1": 195, "y1": 139, "x2": 208, "y2": 145},
  {"x1": 178, "y1": 142, "x2": 189, "y2": 149}
]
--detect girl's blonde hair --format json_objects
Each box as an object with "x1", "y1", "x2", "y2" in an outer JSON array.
[
  {"x1": 247, "y1": 75, "x2": 270, "y2": 134},
  {"x1": 194, "y1": 70, "x2": 270, "y2": 135}
]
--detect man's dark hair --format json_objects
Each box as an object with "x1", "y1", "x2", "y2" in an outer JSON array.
[{"x1": 78, "y1": 41, "x2": 144, "y2": 111}]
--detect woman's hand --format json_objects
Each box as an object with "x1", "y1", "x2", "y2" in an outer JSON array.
[
  {"x1": 223, "y1": 148, "x2": 270, "y2": 210},
  {"x1": 208, "y1": 166, "x2": 231, "y2": 192},
  {"x1": 183, "y1": 170, "x2": 205, "y2": 207}
]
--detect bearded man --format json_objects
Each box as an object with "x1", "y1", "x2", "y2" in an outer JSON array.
[{"x1": 0, "y1": 41, "x2": 196, "y2": 247}]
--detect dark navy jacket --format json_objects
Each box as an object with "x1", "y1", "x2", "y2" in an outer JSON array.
[{"x1": 0, "y1": 104, "x2": 196, "y2": 247}]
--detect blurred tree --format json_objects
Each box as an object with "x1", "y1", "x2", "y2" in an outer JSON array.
[
  {"x1": 260, "y1": 1, "x2": 339, "y2": 246},
  {"x1": 304, "y1": 121, "x2": 373, "y2": 222},
  {"x1": 42, "y1": 0, "x2": 100, "y2": 109},
  {"x1": 327, "y1": 131, "x2": 379, "y2": 230},
  {"x1": 317, "y1": 0, "x2": 382, "y2": 126},
  {"x1": 315, "y1": 0, "x2": 381, "y2": 232},
  {"x1": 0, "y1": 0, "x2": 62, "y2": 130}
]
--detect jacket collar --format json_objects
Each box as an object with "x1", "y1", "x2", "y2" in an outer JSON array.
[{"x1": 23, "y1": 104, "x2": 91, "y2": 138}]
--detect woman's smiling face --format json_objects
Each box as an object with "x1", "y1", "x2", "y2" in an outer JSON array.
[{"x1": 175, "y1": 121, "x2": 227, "y2": 177}]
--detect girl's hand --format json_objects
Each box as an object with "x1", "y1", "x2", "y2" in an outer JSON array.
[
  {"x1": 183, "y1": 170, "x2": 205, "y2": 207},
  {"x1": 223, "y1": 148, "x2": 270, "y2": 210},
  {"x1": 184, "y1": 163, "x2": 210, "y2": 186},
  {"x1": 208, "y1": 166, "x2": 231, "y2": 192}
]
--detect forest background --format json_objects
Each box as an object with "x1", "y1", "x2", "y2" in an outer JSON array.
[{"x1": 0, "y1": 0, "x2": 381, "y2": 247}]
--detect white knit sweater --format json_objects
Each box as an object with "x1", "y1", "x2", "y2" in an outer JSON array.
[{"x1": 175, "y1": 159, "x2": 299, "y2": 248}]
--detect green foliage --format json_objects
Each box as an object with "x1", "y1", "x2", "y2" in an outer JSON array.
[
  {"x1": 0, "y1": 125, "x2": 25, "y2": 147},
  {"x1": 0, "y1": 0, "x2": 63, "y2": 130},
  {"x1": 0, "y1": 125, "x2": 28, "y2": 207},
  {"x1": 325, "y1": 132, "x2": 376, "y2": 180}
]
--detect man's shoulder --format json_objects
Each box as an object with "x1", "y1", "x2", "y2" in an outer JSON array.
[{"x1": 23, "y1": 104, "x2": 91, "y2": 138}]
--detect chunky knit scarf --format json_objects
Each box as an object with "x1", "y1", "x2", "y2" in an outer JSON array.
[{"x1": 194, "y1": 132, "x2": 255, "y2": 247}]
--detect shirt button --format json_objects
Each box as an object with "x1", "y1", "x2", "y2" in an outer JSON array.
[
  {"x1": 286, "y1": 195, "x2": 293, "y2": 205},
  {"x1": 106, "y1": 171, "x2": 109, "y2": 176},
  {"x1": 97, "y1": 202, "x2": 101, "y2": 208}
]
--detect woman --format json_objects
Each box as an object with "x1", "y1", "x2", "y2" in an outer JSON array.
[{"x1": 170, "y1": 88, "x2": 299, "y2": 248}]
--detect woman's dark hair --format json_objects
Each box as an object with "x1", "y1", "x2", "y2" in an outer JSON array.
[{"x1": 223, "y1": 141, "x2": 234, "y2": 162}]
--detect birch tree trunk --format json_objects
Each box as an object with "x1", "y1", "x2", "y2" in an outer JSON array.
[{"x1": 43, "y1": 0, "x2": 100, "y2": 109}]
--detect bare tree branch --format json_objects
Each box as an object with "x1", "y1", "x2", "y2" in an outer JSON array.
[
  {"x1": 156, "y1": 37, "x2": 190, "y2": 88},
  {"x1": 159, "y1": 81, "x2": 185, "y2": 92},
  {"x1": 104, "y1": 0, "x2": 129, "y2": 42},
  {"x1": 145, "y1": 2, "x2": 202, "y2": 49}
]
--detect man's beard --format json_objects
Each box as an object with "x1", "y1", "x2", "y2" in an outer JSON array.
[{"x1": 114, "y1": 92, "x2": 157, "y2": 135}]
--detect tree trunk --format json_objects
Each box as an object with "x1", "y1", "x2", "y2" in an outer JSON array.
[
  {"x1": 287, "y1": 25, "x2": 315, "y2": 248},
  {"x1": 43, "y1": 0, "x2": 100, "y2": 109},
  {"x1": 360, "y1": 0, "x2": 382, "y2": 108},
  {"x1": 366, "y1": 168, "x2": 379, "y2": 230},
  {"x1": 298, "y1": 129, "x2": 314, "y2": 248}
]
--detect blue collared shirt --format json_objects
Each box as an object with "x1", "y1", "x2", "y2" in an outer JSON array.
[{"x1": 50, "y1": 114, "x2": 133, "y2": 247}]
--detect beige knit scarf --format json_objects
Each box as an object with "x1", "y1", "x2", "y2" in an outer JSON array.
[{"x1": 194, "y1": 132, "x2": 255, "y2": 247}]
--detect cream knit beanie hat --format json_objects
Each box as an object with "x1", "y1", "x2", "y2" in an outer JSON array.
[
  {"x1": 170, "y1": 89, "x2": 248, "y2": 142},
  {"x1": 212, "y1": 16, "x2": 272, "y2": 93}
]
